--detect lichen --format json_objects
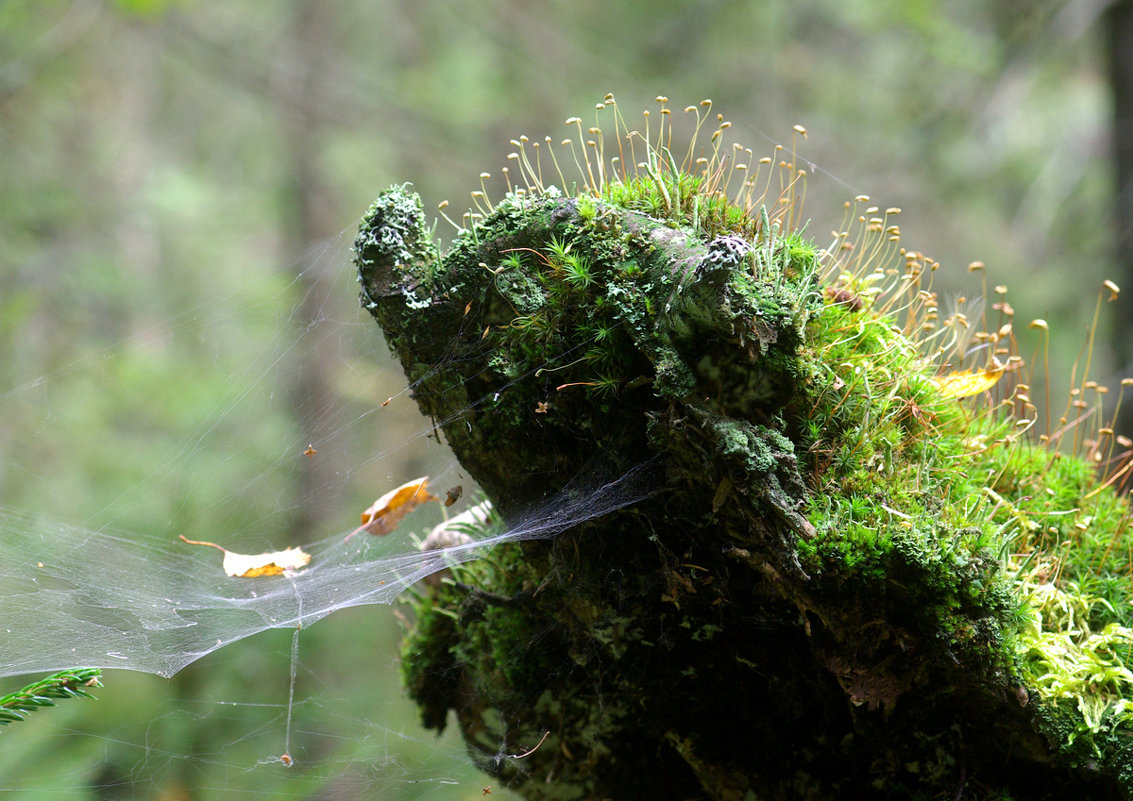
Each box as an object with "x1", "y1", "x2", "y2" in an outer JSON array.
[{"x1": 359, "y1": 97, "x2": 1133, "y2": 799}]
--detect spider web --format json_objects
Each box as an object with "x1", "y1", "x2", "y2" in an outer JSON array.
[
  {"x1": 0, "y1": 101, "x2": 900, "y2": 796},
  {"x1": 0, "y1": 221, "x2": 662, "y2": 797},
  {"x1": 0, "y1": 459, "x2": 658, "y2": 679}
]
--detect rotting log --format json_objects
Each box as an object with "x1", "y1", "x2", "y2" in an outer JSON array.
[{"x1": 355, "y1": 184, "x2": 1133, "y2": 800}]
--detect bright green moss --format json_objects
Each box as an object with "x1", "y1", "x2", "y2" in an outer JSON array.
[
  {"x1": 797, "y1": 278, "x2": 1133, "y2": 761},
  {"x1": 367, "y1": 98, "x2": 1133, "y2": 797}
]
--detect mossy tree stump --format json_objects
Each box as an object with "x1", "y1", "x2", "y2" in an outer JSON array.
[{"x1": 355, "y1": 182, "x2": 1133, "y2": 800}]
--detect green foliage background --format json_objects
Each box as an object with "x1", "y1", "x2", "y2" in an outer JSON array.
[{"x1": 0, "y1": 0, "x2": 1118, "y2": 797}]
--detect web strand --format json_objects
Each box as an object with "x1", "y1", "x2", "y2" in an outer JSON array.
[
  {"x1": 0, "y1": 459, "x2": 659, "y2": 679},
  {"x1": 280, "y1": 623, "x2": 300, "y2": 767}
]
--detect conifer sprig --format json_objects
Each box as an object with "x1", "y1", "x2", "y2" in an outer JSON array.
[{"x1": 0, "y1": 668, "x2": 101, "y2": 727}]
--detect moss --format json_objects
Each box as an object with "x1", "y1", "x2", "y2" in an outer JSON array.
[{"x1": 359, "y1": 100, "x2": 1133, "y2": 800}]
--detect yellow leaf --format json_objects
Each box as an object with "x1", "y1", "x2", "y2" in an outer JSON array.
[
  {"x1": 932, "y1": 366, "x2": 1004, "y2": 399},
  {"x1": 344, "y1": 476, "x2": 438, "y2": 542},
  {"x1": 179, "y1": 536, "x2": 311, "y2": 578}
]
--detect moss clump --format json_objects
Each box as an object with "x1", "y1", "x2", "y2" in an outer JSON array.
[{"x1": 359, "y1": 97, "x2": 1133, "y2": 799}]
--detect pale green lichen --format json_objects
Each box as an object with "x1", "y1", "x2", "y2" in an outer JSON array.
[{"x1": 1016, "y1": 575, "x2": 1133, "y2": 738}]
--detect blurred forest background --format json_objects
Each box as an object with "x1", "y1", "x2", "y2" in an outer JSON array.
[{"x1": 2, "y1": 0, "x2": 1131, "y2": 798}]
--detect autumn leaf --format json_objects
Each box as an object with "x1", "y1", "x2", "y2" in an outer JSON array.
[
  {"x1": 179, "y1": 536, "x2": 311, "y2": 578},
  {"x1": 344, "y1": 476, "x2": 438, "y2": 542},
  {"x1": 932, "y1": 366, "x2": 1005, "y2": 400}
]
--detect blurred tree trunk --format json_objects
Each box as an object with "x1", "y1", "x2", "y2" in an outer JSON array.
[
  {"x1": 282, "y1": 0, "x2": 340, "y2": 541},
  {"x1": 1109, "y1": 0, "x2": 1133, "y2": 441}
]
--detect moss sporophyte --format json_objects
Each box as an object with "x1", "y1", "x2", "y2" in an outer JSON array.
[{"x1": 355, "y1": 95, "x2": 1133, "y2": 799}]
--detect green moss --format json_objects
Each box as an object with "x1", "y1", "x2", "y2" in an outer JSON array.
[
  {"x1": 794, "y1": 278, "x2": 1133, "y2": 768},
  {"x1": 362, "y1": 100, "x2": 1133, "y2": 798}
]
